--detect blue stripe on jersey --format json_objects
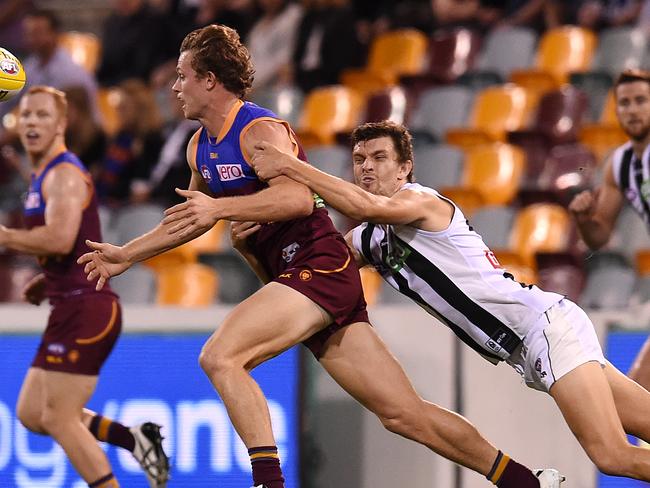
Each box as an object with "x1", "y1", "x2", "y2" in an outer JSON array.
[
  {"x1": 24, "y1": 151, "x2": 88, "y2": 217},
  {"x1": 196, "y1": 101, "x2": 279, "y2": 198}
]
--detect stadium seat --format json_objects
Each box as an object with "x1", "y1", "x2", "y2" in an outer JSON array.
[
  {"x1": 579, "y1": 90, "x2": 628, "y2": 162},
  {"x1": 341, "y1": 29, "x2": 428, "y2": 95},
  {"x1": 508, "y1": 85, "x2": 589, "y2": 146},
  {"x1": 506, "y1": 203, "x2": 571, "y2": 268},
  {"x1": 156, "y1": 263, "x2": 219, "y2": 306},
  {"x1": 360, "y1": 267, "x2": 383, "y2": 305},
  {"x1": 109, "y1": 264, "x2": 156, "y2": 304},
  {"x1": 113, "y1": 204, "x2": 166, "y2": 244},
  {"x1": 199, "y1": 251, "x2": 261, "y2": 303},
  {"x1": 401, "y1": 28, "x2": 482, "y2": 90},
  {"x1": 438, "y1": 187, "x2": 483, "y2": 217},
  {"x1": 590, "y1": 27, "x2": 647, "y2": 80},
  {"x1": 446, "y1": 84, "x2": 536, "y2": 148},
  {"x1": 611, "y1": 206, "x2": 650, "y2": 263},
  {"x1": 472, "y1": 27, "x2": 537, "y2": 81},
  {"x1": 581, "y1": 263, "x2": 636, "y2": 309},
  {"x1": 636, "y1": 249, "x2": 650, "y2": 276},
  {"x1": 363, "y1": 86, "x2": 412, "y2": 125},
  {"x1": 413, "y1": 143, "x2": 464, "y2": 189},
  {"x1": 463, "y1": 143, "x2": 525, "y2": 205},
  {"x1": 184, "y1": 220, "x2": 229, "y2": 255},
  {"x1": 569, "y1": 71, "x2": 613, "y2": 122},
  {"x1": 306, "y1": 145, "x2": 351, "y2": 179},
  {"x1": 250, "y1": 85, "x2": 304, "y2": 127},
  {"x1": 409, "y1": 85, "x2": 474, "y2": 143},
  {"x1": 297, "y1": 86, "x2": 364, "y2": 146},
  {"x1": 59, "y1": 31, "x2": 101, "y2": 73},
  {"x1": 510, "y1": 26, "x2": 597, "y2": 92},
  {"x1": 536, "y1": 253, "x2": 586, "y2": 303},
  {"x1": 470, "y1": 205, "x2": 516, "y2": 249}
]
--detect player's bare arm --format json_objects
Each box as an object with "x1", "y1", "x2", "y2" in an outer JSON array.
[
  {"x1": 569, "y1": 155, "x2": 625, "y2": 250},
  {"x1": 344, "y1": 230, "x2": 367, "y2": 268},
  {"x1": 163, "y1": 120, "x2": 313, "y2": 238},
  {"x1": 250, "y1": 141, "x2": 453, "y2": 230},
  {"x1": 0, "y1": 164, "x2": 86, "y2": 255},
  {"x1": 78, "y1": 130, "x2": 216, "y2": 290}
]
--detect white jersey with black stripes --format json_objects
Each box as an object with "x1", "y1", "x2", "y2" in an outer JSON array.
[
  {"x1": 351, "y1": 183, "x2": 563, "y2": 364},
  {"x1": 612, "y1": 141, "x2": 650, "y2": 229}
]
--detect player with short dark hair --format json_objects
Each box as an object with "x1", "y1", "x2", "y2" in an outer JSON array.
[
  {"x1": 0, "y1": 86, "x2": 169, "y2": 488},
  {"x1": 249, "y1": 118, "x2": 650, "y2": 482}
]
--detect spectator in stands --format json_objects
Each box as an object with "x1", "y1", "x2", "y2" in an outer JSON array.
[
  {"x1": 192, "y1": 0, "x2": 257, "y2": 38},
  {"x1": 554, "y1": 0, "x2": 643, "y2": 30},
  {"x1": 246, "y1": 0, "x2": 303, "y2": 92},
  {"x1": 292, "y1": 0, "x2": 365, "y2": 93},
  {"x1": 95, "y1": 79, "x2": 163, "y2": 206},
  {"x1": 130, "y1": 77, "x2": 200, "y2": 206},
  {"x1": 63, "y1": 86, "x2": 107, "y2": 176},
  {"x1": 97, "y1": 0, "x2": 177, "y2": 86},
  {"x1": 0, "y1": 0, "x2": 34, "y2": 57},
  {"x1": 0, "y1": 9, "x2": 100, "y2": 124},
  {"x1": 640, "y1": 0, "x2": 650, "y2": 34}
]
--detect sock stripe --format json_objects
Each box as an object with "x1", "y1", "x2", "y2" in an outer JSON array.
[
  {"x1": 89, "y1": 473, "x2": 119, "y2": 487},
  {"x1": 250, "y1": 452, "x2": 280, "y2": 461},
  {"x1": 490, "y1": 453, "x2": 511, "y2": 484},
  {"x1": 248, "y1": 446, "x2": 278, "y2": 454},
  {"x1": 98, "y1": 416, "x2": 111, "y2": 442}
]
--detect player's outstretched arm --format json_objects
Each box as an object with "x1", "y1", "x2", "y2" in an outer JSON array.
[
  {"x1": 569, "y1": 156, "x2": 624, "y2": 250},
  {"x1": 0, "y1": 164, "x2": 86, "y2": 255}
]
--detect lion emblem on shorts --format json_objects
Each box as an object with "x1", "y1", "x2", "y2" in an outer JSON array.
[
  {"x1": 299, "y1": 270, "x2": 312, "y2": 281},
  {"x1": 282, "y1": 242, "x2": 300, "y2": 263}
]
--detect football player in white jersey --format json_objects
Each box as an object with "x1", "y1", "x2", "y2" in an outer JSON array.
[
  {"x1": 250, "y1": 120, "x2": 650, "y2": 482},
  {"x1": 569, "y1": 69, "x2": 650, "y2": 390}
]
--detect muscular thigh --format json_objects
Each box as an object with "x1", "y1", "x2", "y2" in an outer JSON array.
[
  {"x1": 42, "y1": 371, "x2": 99, "y2": 416},
  {"x1": 17, "y1": 368, "x2": 46, "y2": 425},
  {"x1": 206, "y1": 282, "x2": 333, "y2": 369}
]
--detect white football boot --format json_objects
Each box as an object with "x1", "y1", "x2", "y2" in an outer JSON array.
[{"x1": 131, "y1": 422, "x2": 170, "y2": 487}]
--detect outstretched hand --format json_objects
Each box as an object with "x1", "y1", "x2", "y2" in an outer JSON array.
[
  {"x1": 162, "y1": 188, "x2": 220, "y2": 238},
  {"x1": 250, "y1": 141, "x2": 294, "y2": 181},
  {"x1": 77, "y1": 240, "x2": 131, "y2": 291}
]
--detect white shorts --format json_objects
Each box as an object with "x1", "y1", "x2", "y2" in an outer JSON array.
[{"x1": 506, "y1": 298, "x2": 606, "y2": 392}]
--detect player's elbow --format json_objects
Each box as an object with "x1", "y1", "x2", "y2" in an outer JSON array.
[
  {"x1": 49, "y1": 235, "x2": 75, "y2": 255},
  {"x1": 290, "y1": 195, "x2": 315, "y2": 218}
]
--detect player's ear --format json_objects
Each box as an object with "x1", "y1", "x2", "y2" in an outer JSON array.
[
  {"x1": 205, "y1": 71, "x2": 218, "y2": 90},
  {"x1": 398, "y1": 159, "x2": 413, "y2": 181}
]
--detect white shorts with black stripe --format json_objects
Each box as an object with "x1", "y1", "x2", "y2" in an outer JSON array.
[{"x1": 506, "y1": 298, "x2": 606, "y2": 392}]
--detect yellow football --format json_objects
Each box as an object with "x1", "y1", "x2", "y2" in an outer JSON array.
[{"x1": 0, "y1": 48, "x2": 26, "y2": 102}]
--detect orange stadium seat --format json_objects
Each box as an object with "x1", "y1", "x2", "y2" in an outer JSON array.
[
  {"x1": 59, "y1": 31, "x2": 101, "y2": 73},
  {"x1": 296, "y1": 86, "x2": 364, "y2": 146},
  {"x1": 446, "y1": 84, "x2": 536, "y2": 148},
  {"x1": 341, "y1": 29, "x2": 427, "y2": 96},
  {"x1": 441, "y1": 143, "x2": 525, "y2": 209},
  {"x1": 510, "y1": 26, "x2": 597, "y2": 92},
  {"x1": 359, "y1": 267, "x2": 383, "y2": 306},
  {"x1": 579, "y1": 90, "x2": 628, "y2": 163},
  {"x1": 438, "y1": 187, "x2": 484, "y2": 217},
  {"x1": 506, "y1": 203, "x2": 571, "y2": 268},
  {"x1": 636, "y1": 250, "x2": 650, "y2": 276},
  {"x1": 156, "y1": 263, "x2": 219, "y2": 306},
  {"x1": 184, "y1": 220, "x2": 229, "y2": 255}
]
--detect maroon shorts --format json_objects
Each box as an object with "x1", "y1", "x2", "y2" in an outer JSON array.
[
  {"x1": 273, "y1": 234, "x2": 369, "y2": 358},
  {"x1": 32, "y1": 293, "x2": 122, "y2": 375}
]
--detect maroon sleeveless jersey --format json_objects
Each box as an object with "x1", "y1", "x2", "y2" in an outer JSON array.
[{"x1": 23, "y1": 150, "x2": 115, "y2": 301}]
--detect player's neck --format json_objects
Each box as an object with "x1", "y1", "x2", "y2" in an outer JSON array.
[
  {"x1": 30, "y1": 141, "x2": 66, "y2": 171},
  {"x1": 630, "y1": 135, "x2": 650, "y2": 159},
  {"x1": 200, "y1": 94, "x2": 241, "y2": 139}
]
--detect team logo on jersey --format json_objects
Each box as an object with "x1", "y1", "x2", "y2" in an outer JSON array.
[
  {"x1": 24, "y1": 191, "x2": 41, "y2": 210},
  {"x1": 625, "y1": 188, "x2": 638, "y2": 201},
  {"x1": 642, "y1": 181, "x2": 650, "y2": 201},
  {"x1": 47, "y1": 343, "x2": 66, "y2": 355},
  {"x1": 217, "y1": 164, "x2": 244, "y2": 182},
  {"x1": 485, "y1": 250, "x2": 502, "y2": 269},
  {"x1": 0, "y1": 59, "x2": 18, "y2": 75},
  {"x1": 299, "y1": 270, "x2": 312, "y2": 281},
  {"x1": 282, "y1": 242, "x2": 300, "y2": 262},
  {"x1": 68, "y1": 349, "x2": 80, "y2": 363},
  {"x1": 200, "y1": 164, "x2": 212, "y2": 182},
  {"x1": 209, "y1": 152, "x2": 218, "y2": 159},
  {"x1": 484, "y1": 339, "x2": 502, "y2": 353}
]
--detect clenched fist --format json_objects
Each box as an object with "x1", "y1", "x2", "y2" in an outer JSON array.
[{"x1": 568, "y1": 190, "x2": 597, "y2": 221}]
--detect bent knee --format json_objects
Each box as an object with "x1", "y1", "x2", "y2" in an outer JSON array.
[
  {"x1": 589, "y1": 445, "x2": 635, "y2": 476},
  {"x1": 199, "y1": 343, "x2": 240, "y2": 377},
  {"x1": 16, "y1": 406, "x2": 44, "y2": 434}
]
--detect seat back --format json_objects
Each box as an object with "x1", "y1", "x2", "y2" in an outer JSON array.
[
  {"x1": 592, "y1": 27, "x2": 647, "y2": 78},
  {"x1": 534, "y1": 86, "x2": 589, "y2": 145},
  {"x1": 426, "y1": 28, "x2": 481, "y2": 83},
  {"x1": 299, "y1": 86, "x2": 364, "y2": 145},
  {"x1": 535, "y1": 26, "x2": 597, "y2": 83},
  {"x1": 509, "y1": 203, "x2": 571, "y2": 267},
  {"x1": 156, "y1": 263, "x2": 219, "y2": 306},
  {"x1": 110, "y1": 265, "x2": 156, "y2": 304},
  {"x1": 410, "y1": 86, "x2": 474, "y2": 141},
  {"x1": 250, "y1": 85, "x2": 304, "y2": 127},
  {"x1": 477, "y1": 27, "x2": 537, "y2": 79},
  {"x1": 59, "y1": 31, "x2": 101, "y2": 72},
  {"x1": 470, "y1": 205, "x2": 516, "y2": 249},
  {"x1": 363, "y1": 86, "x2": 410, "y2": 125},
  {"x1": 469, "y1": 84, "x2": 534, "y2": 140},
  {"x1": 413, "y1": 143, "x2": 464, "y2": 188},
  {"x1": 306, "y1": 145, "x2": 351, "y2": 179},
  {"x1": 367, "y1": 29, "x2": 428, "y2": 78},
  {"x1": 463, "y1": 143, "x2": 525, "y2": 205}
]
